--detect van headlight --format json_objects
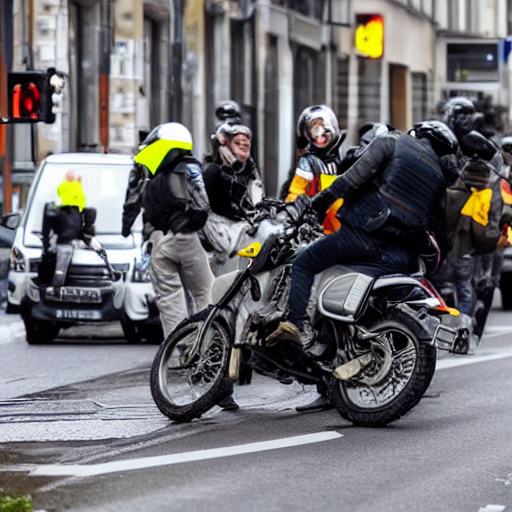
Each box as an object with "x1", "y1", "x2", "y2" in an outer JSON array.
[
  {"x1": 132, "y1": 255, "x2": 151, "y2": 282},
  {"x1": 9, "y1": 246, "x2": 26, "y2": 272}
]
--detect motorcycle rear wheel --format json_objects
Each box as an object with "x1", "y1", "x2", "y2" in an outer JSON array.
[
  {"x1": 331, "y1": 315, "x2": 436, "y2": 427},
  {"x1": 150, "y1": 315, "x2": 232, "y2": 423}
]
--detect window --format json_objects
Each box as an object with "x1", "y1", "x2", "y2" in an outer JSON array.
[
  {"x1": 23, "y1": 161, "x2": 139, "y2": 248},
  {"x1": 447, "y1": 43, "x2": 499, "y2": 82}
]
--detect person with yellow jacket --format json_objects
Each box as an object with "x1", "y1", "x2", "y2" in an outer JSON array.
[
  {"x1": 285, "y1": 105, "x2": 345, "y2": 234},
  {"x1": 39, "y1": 172, "x2": 99, "y2": 286}
]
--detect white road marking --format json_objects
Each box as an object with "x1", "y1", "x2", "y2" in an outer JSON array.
[
  {"x1": 2, "y1": 431, "x2": 342, "y2": 478},
  {"x1": 437, "y1": 347, "x2": 512, "y2": 370},
  {"x1": 478, "y1": 506, "x2": 506, "y2": 512},
  {"x1": 484, "y1": 326, "x2": 512, "y2": 333}
]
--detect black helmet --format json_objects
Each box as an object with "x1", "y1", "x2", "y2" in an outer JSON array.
[
  {"x1": 359, "y1": 123, "x2": 393, "y2": 146},
  {"x1": 459, "y1": 130, "x2": 497, "y2": 161},
  {"x1": 411, "y1": 120, "x2": 458, "y2": 156},
  {"x1": 296, "y1": 105, "x2": 341, "y2": 151},
  {"x1": 215, "y1": 100, "x2": 242, "y2": 124},
  {"x1": 442, "y1": 96, "x2": 475, "y2": 136}
]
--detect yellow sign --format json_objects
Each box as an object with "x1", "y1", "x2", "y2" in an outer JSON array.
[{"x1": 355, "y1": 15, "x2": 384, "y2": 59}]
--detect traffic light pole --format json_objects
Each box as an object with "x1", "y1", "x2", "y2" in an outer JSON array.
[{"x1": 0, "y1": 0, "x2": 13, "y2": 213}]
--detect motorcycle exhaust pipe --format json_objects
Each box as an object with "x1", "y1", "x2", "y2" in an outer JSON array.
[{"x1": 333, "y1": 353, "x2": 373, "y2": 381}]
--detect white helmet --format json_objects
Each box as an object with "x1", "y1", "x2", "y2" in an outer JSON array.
[{"x1": 135, "y1": 122, "x2": 193, "y2": 175}]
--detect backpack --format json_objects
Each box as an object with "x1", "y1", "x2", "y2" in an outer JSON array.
[{"x1": 143, "y1": 157, "x2": 209, "y2": 234}]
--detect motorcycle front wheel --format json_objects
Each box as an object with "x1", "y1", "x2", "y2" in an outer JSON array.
[
  {"x1": 331, "y1": 314, "x2": 437, "y2": 427},
  {"x1": 150, "y1": 315, "x2": 232, "y2": 423}
]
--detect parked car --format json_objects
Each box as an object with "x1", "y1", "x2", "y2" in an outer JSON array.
[
  {"x1": 7, "y1": 153, "x2": 162, "y2": 344},
  {"x1": 1, "y1": 212, "x2": 21, "y2": 306}
]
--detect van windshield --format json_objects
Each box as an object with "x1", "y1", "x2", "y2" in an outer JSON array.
[{"x1": 23, "y1": 161, "x2": 141, "y2": 248}]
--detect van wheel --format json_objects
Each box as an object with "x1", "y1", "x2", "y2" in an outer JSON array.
[
  {"x1": 24, "y1": 318, "x2": 60, "y2": 345},
  {"x1": 120, "y1": 314, "x2": 143, "y2": 344},
  {"x1": 500, "y1": 272, "x2": 512, "y2": 310},
  {"x1": 140, "y1": 323, "x2": 164, "y2": 345}
]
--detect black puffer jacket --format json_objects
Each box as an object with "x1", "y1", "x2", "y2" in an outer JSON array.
[
  {"x1": 316, "y1": 133, "x2": 457, "y2": 252},
  {"x1": 203, "y1": 158, "x2": 261, "y2": 221}
]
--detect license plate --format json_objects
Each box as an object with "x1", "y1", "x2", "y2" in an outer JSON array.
[
  {"x1": 46, "y1": 287, "x2": 102, "y2": 304},
  {"x1": 55, "y1": 309, "x2": 102, "y2": 320},
  {"x1": 433, "y1": 324, "x2": 457, "y2": 351}
]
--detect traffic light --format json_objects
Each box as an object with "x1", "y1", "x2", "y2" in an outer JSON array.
[
  {"x1": 42, "y1": 67, "x2": 65, "y2": 125},
  {"x1": 355, "y1": 14, "x2": 384, "y2": 59},
  {"x1": 8, "y1": 72, "x2": 44, "y2": 122},
  {"x1": 7, "y1": 69, "x2": 64, "y2": 124}
]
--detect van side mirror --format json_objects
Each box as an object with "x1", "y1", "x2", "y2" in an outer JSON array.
[{"x1": 0, "y1": 212, "x2": 21, "y2": 230}]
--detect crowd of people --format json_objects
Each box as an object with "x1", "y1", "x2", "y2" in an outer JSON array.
[{"x1": 118, "y1": 96, "x2": 512, "y2": 412}]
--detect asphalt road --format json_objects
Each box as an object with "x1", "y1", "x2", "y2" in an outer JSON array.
[{"x1": 1, "y1": 299, "x2": 512, "y2": 512}]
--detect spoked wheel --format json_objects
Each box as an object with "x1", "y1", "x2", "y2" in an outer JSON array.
[
  {"x1": 150, "y1": 316, "x2": 232, "y2": 423},
  {"x1": 331, "y1": 316, "x2": 436, "y2": 427}
]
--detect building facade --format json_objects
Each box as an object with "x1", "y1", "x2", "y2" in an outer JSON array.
[{"x1": 1, "y1": 0, "x2": 511, "y2": 210}]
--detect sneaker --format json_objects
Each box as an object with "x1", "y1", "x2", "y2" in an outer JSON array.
[
  {"x1": 217, "y1": 395, "x2": 240, "y2": 411},
  {"x1": 296, "y1": 395, "x2": 334, "y2": 413},
  {"x1": 266, "y1": 321, "x2": 315, "y2": 347},
  {"x1": 266, "y1": 321, "x2": 302, "y2": 346}
]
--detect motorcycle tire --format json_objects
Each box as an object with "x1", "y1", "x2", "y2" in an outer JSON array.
[
  {"x1": 150, "y1": 313, "x2": 232, "y2": 423},
  {"x1": 331, "y1": 314, "x2": 437, "y2": 427}
]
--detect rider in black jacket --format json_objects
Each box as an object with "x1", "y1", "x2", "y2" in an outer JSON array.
[{"x1": 268, "y1": 121, "x2": 459, "y2": 347}]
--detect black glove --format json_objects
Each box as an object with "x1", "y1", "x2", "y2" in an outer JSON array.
[{"x1": 311, "y1": 189, "x2": 336, "y2": 223}]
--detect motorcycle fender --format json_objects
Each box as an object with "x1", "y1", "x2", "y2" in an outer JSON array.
[{"x1": 391, "y1": 303, "x2": 440, "y2": 344}]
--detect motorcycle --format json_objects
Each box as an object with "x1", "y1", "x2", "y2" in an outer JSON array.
[{"x1": 150, "y1": 198, "x2": 458, "y2": 426}]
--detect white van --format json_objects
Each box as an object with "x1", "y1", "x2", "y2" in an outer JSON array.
[{"x1": 7, "y1": 153, "x2": 162, "y2": 344}]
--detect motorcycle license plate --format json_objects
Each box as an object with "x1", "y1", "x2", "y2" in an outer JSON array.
[
  {"x1": 55, "y1": 309, "x2": 102, "y2": 321},
  {"x1": 433, "y1": 324, "x2": 457, "y2": 351}
]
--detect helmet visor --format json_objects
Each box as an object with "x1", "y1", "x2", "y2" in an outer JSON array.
[{"x1": 309, "y1": 119, "x2": 335, "y2": 148}]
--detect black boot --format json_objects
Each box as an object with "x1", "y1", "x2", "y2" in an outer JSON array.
[{"x1": 217, "y1": 395, "x2": 240, "y2": 411}]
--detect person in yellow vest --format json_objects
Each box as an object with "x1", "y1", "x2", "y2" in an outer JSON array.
[
  {"x1": 285, "y1": 105, "x2": 346, "y2": 234},
  {"x1": 40, "y1": 172, "x2": 98, "y2": 286}
]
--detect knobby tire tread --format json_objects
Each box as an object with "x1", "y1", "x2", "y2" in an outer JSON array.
[
  {"x1": 150, "y1": 311, "x2": 231, "y2": 423},
  {"x1": 331, "y1": 312, "x2": 437, "y2": 427}
]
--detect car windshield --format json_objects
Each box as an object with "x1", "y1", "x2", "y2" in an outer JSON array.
[{"x1": 23, "y1": 161, "x2": 141, "y2": 248}]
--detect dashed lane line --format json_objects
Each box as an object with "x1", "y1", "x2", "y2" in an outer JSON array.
[
  {"x1": 0, "y1": 431, "x2": 343, "y2": 477},
  {"x1": 437, "y1": 346, "x2": 512, "y2": 370}
]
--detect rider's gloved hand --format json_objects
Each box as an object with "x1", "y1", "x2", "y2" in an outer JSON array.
[{"x1": 311, "y1": 189, "x2": 336, "y2": 223}]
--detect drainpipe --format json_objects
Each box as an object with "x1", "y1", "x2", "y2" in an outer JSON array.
[
  {"x1": 100, "y1": 0, "x2": 113, "y2": 152},
  {"x1": 170, "y1": 0, "x2": 183, "y2": 122},
  {"x1": 0, "y1": 0, "x2": 13, "y2": 213}
]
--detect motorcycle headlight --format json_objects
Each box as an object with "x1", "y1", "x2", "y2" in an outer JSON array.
[{"x1": 9, "y1": 246, "x2": 26, "y2": 272}]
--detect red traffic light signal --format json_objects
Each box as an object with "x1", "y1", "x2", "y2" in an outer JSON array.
[
  {"x1": 8, "y1": 72, "x2": 44, "y2": 123},
  {"x1": 13, "y1": 82, "x2": 41, "y2": 119}
]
